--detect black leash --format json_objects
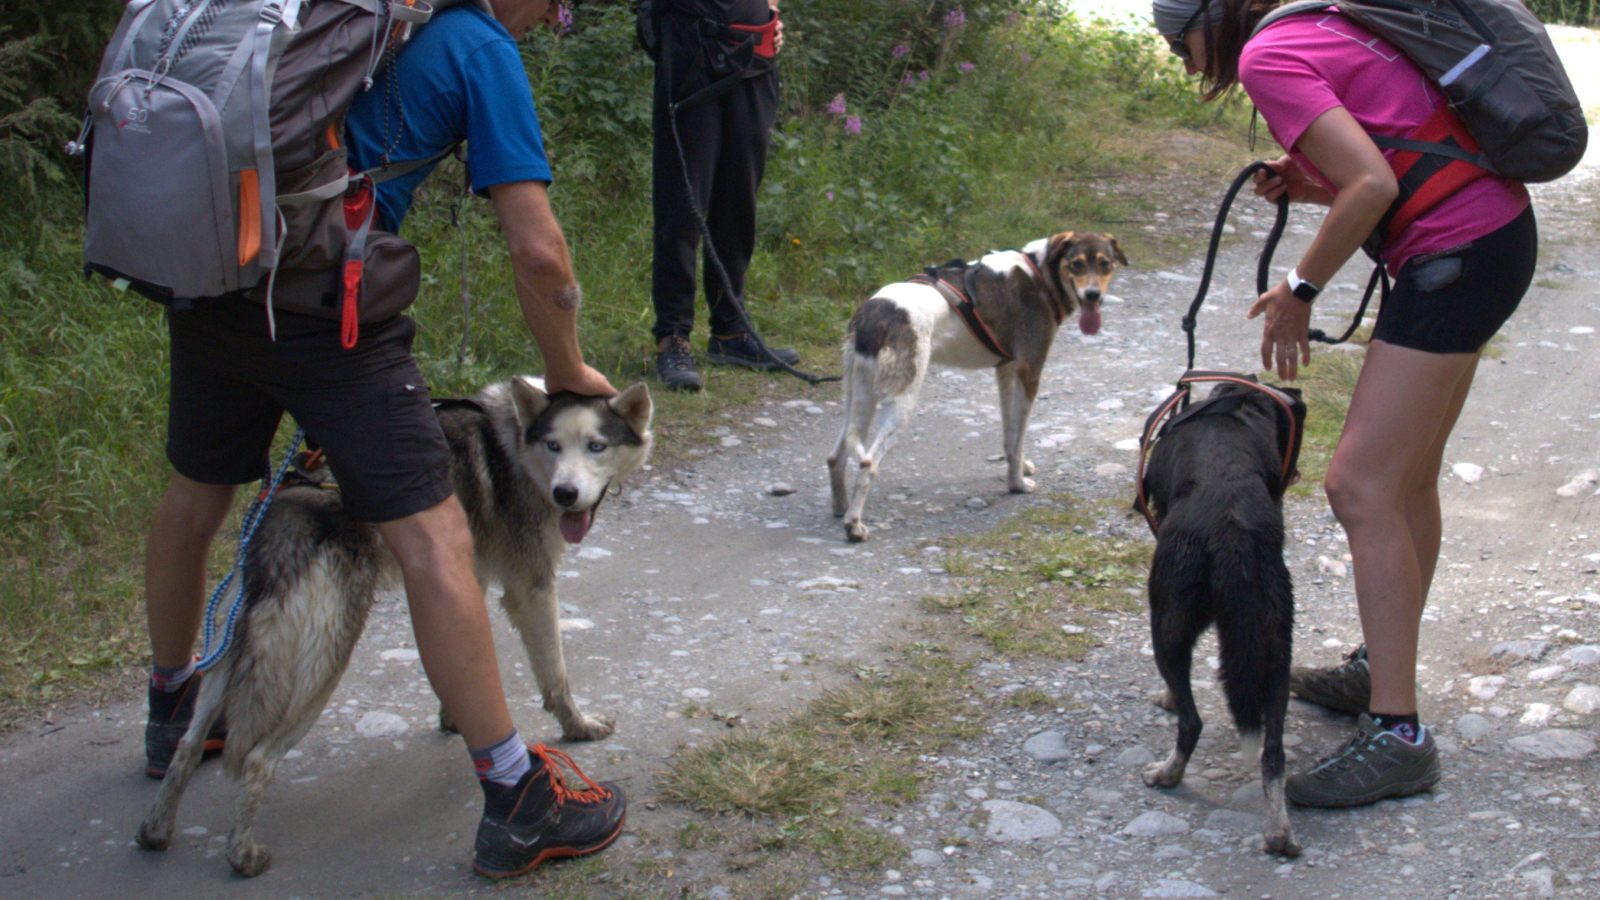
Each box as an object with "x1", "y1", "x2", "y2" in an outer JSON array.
[
  {"x1": 1183, "y1": 162, "x2": 1382, "y2": 371},
  {"x1": 662, "y1": 19, "x2": 838, "y2": 386}
]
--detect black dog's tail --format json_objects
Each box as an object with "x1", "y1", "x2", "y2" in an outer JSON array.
[{"x1": 1207, "y1": 520, "x2": 1294, "y2": 759}]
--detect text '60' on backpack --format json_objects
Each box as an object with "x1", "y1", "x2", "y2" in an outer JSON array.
[{"x1": 72, "y1": 0, "x2": 487, "y2": 346}]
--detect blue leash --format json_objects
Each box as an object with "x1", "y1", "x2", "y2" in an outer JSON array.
[{"x1": 195, "y1": 428, "x2": 305, "y2": 672}]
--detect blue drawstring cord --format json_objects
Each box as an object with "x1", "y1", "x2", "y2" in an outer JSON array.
[{"x1": 195, "y1": 428, "x2": 304, "y2": 672}]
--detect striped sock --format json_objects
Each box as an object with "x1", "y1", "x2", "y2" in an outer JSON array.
[
  {"x1": 471, "y1": 730, "x2": 533, "y2": 787},
  {"x1": 150, "y1": 659, "x2": 196, "y2": 693}
]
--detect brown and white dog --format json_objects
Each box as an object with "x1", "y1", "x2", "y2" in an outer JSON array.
[{"x1": 827, "y1": 232, "x2": 1126, "y2": 541}]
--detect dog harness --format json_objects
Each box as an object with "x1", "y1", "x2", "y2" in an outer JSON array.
[
  {"x1": 906, "y1": 246, "x2": 1075, "y2": 365},
  {"x1": 1134, "y1": 371, "x2": 1308, "y2": 537},
  {"x1": 909, "y1": 260, "x2": 1014, "y2": 364}
]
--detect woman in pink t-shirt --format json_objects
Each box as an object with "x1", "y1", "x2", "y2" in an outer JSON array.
[{"x1": 1151, "y1": 0, "x2": 1536, "y2": 809}]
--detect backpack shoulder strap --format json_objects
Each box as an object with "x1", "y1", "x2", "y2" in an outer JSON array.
[{"x1": 1251, "y1": 0, "x2": 1339, "y2": 39}]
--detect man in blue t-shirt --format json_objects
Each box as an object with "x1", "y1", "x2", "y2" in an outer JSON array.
[{"x1": 142, "y1": 0, "x2": 622, "y2": 880}]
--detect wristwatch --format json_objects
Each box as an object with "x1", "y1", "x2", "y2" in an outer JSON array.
[{"x1": 1287, "y1": 268, "x2": 1320, "y2": 304}]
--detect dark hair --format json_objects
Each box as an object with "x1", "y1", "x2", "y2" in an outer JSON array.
[{"x1": 1197, "y1": 0, "x2": 1282, "y2": 101}]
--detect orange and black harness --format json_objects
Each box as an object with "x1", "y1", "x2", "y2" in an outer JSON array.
[
  {"x1": 909, "y1": 261, "x2": 1014, "y2": 364},
  {"x1": 908, "y1": 250, "x2": 1065, "y2": 366},
  {"x1": 1134, "y1": 371, "x2": 1307, "y2": 537}
]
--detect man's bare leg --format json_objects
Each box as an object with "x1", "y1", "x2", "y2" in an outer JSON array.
[
  {"x1": 146, "y1": 473, "x2": 237, "y2": 670},
  {"x1": 375, "y1": 496, "x2": 514, "y2": 750}
]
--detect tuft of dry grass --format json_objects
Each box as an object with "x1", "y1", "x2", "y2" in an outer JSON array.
[
  {"x1": 922, "y1": 496, "x2": 1149, "y2": 658},
  {"x1": 656, "y1": 651, "x2": 978, "y2": 875}
]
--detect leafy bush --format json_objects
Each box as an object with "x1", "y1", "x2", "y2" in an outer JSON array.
[{"x1": 1524, "y1": 0, "x2": 1600, "y2": 27}]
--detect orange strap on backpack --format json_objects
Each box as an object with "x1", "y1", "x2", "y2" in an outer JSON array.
[{"x1": 340, "y1": 174, "x2": 378, "y2": 349}]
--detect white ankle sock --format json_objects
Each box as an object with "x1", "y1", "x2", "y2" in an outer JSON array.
[
  {"x1": 471, "y1": 730, "x2": 532, "y2": 787},
  {"x1": 150, "y1": 659, "x2": 196, "y2": 693}
]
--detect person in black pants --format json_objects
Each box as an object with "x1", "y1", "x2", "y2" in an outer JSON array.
[{"x1": 649, "y1": 0, "x2": 799, "y2": 391}]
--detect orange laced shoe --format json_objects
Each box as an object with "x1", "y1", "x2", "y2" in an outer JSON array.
[{"x1": 472, "y1": 742, "x2": 626, "y2": 879}]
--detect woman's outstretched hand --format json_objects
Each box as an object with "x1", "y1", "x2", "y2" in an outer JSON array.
[{"x1": 1247, "y1": 282, "x2": 1313, "y2": 381}]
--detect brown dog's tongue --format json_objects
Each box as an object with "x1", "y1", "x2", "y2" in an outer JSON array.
[
  {"x1": 559, "y1": 508, "x2": 594, "y2": 544},
  {"x1": 1079, "y1": 303, "x2": 1102, "y2": 335}
]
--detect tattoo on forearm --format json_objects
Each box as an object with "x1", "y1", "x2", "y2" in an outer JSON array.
[{"x1": 555, "y1": 284, "x2": 582, "y2": 312}]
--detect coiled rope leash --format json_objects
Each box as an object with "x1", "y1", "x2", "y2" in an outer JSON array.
[
  {"x1": 1182, "y1": 161, "x2": 1384, "y2": 371},
  {"x1": 195, "y1": 428, "x2": 305, "y2": 672}
]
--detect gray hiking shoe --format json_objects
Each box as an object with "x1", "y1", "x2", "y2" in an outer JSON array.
[
  {"x1": 655, "y1": 334, "x2": 703, "y2": 392},
  {"x1": 1287, "y1": 714, "x2": 1440, "y2": 808},
  {"x1": 1290, "y1": 644, "x2": 1370, "y2": 715}
]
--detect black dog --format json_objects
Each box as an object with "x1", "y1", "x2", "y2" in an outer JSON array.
[{"x1": 1137, "y1": 380, "x2": 1305, "y2": 857}]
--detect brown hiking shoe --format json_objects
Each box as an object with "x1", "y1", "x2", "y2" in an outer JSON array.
[
  {"x1": 1287, "y1": 714, "x2": 1440, "y2": 808},
  {"x1": 1290, "y1": 644, "x2": 1369, "y2": 716}
]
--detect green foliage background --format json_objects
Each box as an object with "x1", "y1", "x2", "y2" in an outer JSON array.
[{"x1": 0, "y1": 1, "x2": 1227, "y2": 713}]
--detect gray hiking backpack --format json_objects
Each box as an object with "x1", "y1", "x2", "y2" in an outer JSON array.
[
  {"x1": 73, "y1": 0, "x2": 488, "y2": 341},
  {"x1": 1255, "y1": 0, "x2": 1586, "y2": 184}
]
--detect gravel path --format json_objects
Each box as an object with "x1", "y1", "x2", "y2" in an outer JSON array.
[{"x1": 5, "y1": 40, "x2": 1600, "y2": 900}]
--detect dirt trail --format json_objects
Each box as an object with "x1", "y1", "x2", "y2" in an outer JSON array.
[{"x1": 4, "y1": 28, "x2": 1600, "y2": 900}]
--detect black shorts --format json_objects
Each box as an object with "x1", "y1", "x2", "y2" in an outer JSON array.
[
  {"x1": 1372, "y1": 206, "x2": 1537, "y2": 354},
  {"x1": 166, "y1": 296, "x2": 452, "y2": 523}
]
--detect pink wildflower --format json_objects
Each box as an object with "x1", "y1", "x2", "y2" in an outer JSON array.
[
  {"x1": 826, "y1": 191, "x2": 834, "y2": 200},
  {"x1": 959, "y1": 61, "x2": 975, "y2": 72},
  {"x1": 944, "y1": 6, "x2": 966, "y2": 31},
  {"x1": 844, "y1": 115, "x2": 862, "y2": 136},
  {"x1": 902, "y1": 71, "x2": 915, "y2": 85},
  {"x1": 918, "y1": 69, "x2": 930, "y2": 81},
  {"x1": 892, "y1": 42, "x2": 908, "y2": 58},
  {"x1": 557, "y1": 4, "x2": 573, "y2": 32},
  {"x1": 827, "y1": 93, "x2": 847, "y2": 116}
]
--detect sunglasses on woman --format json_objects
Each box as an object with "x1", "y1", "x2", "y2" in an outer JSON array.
[{"x1": 1166, "y1": 0, "x2": 1211, "y2": 63}]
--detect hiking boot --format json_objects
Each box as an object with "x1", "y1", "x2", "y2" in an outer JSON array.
[
  {"x1": 145, "y1": 675, "x2": 227, "y2": 779},
  {"x1": 706, "y1": 332, "x2": 800, "y2": 371},
  {"x1": 473, "y1": 743, "x2": 627, "y2": 879},
  {"x1": 655, "y1": 335, "x2": 703, "y2": 392},
  {"x1": 1290, "y1": 644, "x2": 1370, "y2": 716},
  {"x1": 1286, "y1": 714, "x2": 1440, "y2": 808}
]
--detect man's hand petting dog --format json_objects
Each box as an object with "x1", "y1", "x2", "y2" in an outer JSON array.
[
  {"x1": 545, "y1": 363, "x2": 617, "y2": 397},
  {"x1": 1248, "y1": 282, "x2": 1312, "y2": 381}
]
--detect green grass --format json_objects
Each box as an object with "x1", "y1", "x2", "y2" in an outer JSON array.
[
  {"x1": 1275, "y1": 345, "x2": 1364, "y2": 498},
  {"x1": 0, "y1": 11, "x2": 1241, "y2": 719},
  {"x1": 922, "y1": 496, "x2": 1151, "y2": 657},
  {"x1": 656, "y1": 648, "x2": 978, "y2": 875}
]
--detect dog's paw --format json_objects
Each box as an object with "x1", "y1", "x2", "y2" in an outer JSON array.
[
  {"x1": 1142, "y1": 758, "x2": 1185, "y2": 789},
  {"x1": 227, "y1": 839, "x2": 272, "y2": 878},
  {"x1": 1263, "y1": 830, "x2": 1302, "y2": 858},
  {"x1": 561, "y1": 714, "x2": 616, "y2": 742},
  {"x1": 1008, "y1": 476, "x2": 1036, "y2": 494},
  {"x1": 135, "y1": 820, "x2": 172, "y2": 852},
  {"x1": 845, "y1": 520, "x2": 870, "y2": 543},
  {"x1": 1151, "y1": 688, "x2": 1175, "y2": 712}
]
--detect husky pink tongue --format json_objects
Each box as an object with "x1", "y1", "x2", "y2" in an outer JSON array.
[
  {"x1": 559, "y1": 507, "x2": 595, "y2": 544},
  {"x1": 1078, "y1": 302, "x2": 1102, "y2": 335}
]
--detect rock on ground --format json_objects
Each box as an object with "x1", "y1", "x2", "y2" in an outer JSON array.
[
  {"x1": 1022, "y1": 730, "x2": 1072, "y2": 763},
  {"x1": 1122, "y1": 810, "x2": 1190, "y2": 838},
  {"x1": 981, "y1": 800, "x2": 1062, "y2": 842},
  {"x1": 1506, "y1": 729, "x2": 1597, "y2": 759}
]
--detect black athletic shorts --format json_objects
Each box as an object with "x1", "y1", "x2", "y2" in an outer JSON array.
[
  {"x1": 166, "y1": 295, "x2": 452, "y2": 523},
  {"x1": 1372, "y1": 205, "x2": 1537, "y2": 354}
]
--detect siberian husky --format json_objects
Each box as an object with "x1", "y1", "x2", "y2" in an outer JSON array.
[
  {"x1": 137, "y1": 377, "x2": 653, "y2": 876},
  {"x1": 827, "y1": 231, "x2": 1126, "y2": 541}
]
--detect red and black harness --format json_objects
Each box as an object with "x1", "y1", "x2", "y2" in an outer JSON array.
[
  {"x1": 1134, "y1": 371, "x2": 1307, "y2": 537},
  {"x1": 907, "y1": 251, "x2": 1062, "y2": 366}
]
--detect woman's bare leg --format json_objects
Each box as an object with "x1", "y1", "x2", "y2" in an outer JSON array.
[{"x1": 1324, "y1": 340, "x2": 1480, "y2": 716}]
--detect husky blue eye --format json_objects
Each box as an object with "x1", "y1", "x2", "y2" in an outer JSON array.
[
  {"x1": 545, "y1": 441, "x2": 560, "y2": 453},
  {"x1": 588, "y1": 441, "x2": 606, "y2": 453}
]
